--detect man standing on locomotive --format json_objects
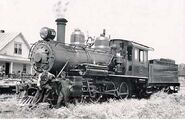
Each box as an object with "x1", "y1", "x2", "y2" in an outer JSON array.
[
  {"x1": 37, "y1": 70, "x2": 55, "y2": 102},
  {"x1": 56, "y1": 72, "x2": 72, "y2": 108}
]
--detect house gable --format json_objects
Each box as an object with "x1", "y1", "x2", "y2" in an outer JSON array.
[{"x1": 0, "y1": 33, "x2": 30, "y2": 58}]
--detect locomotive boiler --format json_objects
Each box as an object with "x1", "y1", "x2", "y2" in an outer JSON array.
[
  {"x1": 17, "y1": 18, "x2": 180, "y2": 107},
  {"x1": 29, "y1": 19, "x2": 112, "y2": 75}
]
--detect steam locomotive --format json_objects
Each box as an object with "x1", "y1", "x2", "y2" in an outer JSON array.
[{"x1": 18, "y1": 18, "x2": 180, "y2": 106}]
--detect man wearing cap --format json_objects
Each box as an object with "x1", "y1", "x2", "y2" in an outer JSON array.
[{"x1": 37, "y1": 70, "x2": 55, "y2": 102}]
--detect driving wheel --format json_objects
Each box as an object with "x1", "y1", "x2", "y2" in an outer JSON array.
[{"x1": 118, "y1": 82, "x2": 129, "y2": 99}]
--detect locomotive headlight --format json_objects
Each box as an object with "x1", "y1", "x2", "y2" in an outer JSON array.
[{"x1": 40, "y1": 27, "x2": 56, "y2": 41}]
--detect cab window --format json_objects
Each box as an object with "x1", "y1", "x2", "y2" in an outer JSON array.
[
  {"x1": 144, "y1": 51, "x2": 148, "y2": 62},
  {"x1": 127, "y1": 47, "x2": 132, "y2": 61},
  {"x1": 139, "y1": 50, "x2": 144, "y2": 62},
  {"x1": 135, "y1": 48, "x2": 138, "y2": 61}
]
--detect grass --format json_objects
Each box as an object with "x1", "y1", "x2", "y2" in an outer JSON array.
[{"x1": 0, "y1": 89, "x2": 185, "y2": 119}]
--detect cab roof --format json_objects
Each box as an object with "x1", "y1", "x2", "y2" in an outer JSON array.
[{"x1": 110, "y1": 39, "x2": 154, "y2": 51}]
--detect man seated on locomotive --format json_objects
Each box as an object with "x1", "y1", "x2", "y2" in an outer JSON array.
[
  {"x1": 37, "y1": 70, "x2": 55, "y2": 102},
  {"x1": 110, "y1": 45, "x2": 127, "y2": 74}
]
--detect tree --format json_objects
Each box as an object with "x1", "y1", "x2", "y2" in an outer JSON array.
[{"x1": 178, "y1": 64, "x2": 185, "y2": 76}]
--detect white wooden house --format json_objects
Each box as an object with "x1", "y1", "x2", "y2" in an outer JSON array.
[{"x1": 0, "y1": 32, "x2": 32, "y2": 77}]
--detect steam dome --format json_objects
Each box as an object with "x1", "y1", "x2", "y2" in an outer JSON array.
[
  {"x1": 94, "y1": 34, "x2": 110, "y2": 50},
  {"x1": 70, "y1": 29, "x2": 85, "y2": 45}
]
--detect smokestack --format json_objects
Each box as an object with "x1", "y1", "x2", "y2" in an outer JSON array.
[{"x1": 55, "y1": 18, "x2": 68, "y2": 43}]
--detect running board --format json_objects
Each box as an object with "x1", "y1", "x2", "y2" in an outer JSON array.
[{"x1": 109, "y1": 74, "x2": 148, "y2": 79}]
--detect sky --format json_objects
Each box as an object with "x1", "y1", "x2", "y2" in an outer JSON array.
[{"x1": 0, "y1": 0, "x2": 185, "y2": 63}]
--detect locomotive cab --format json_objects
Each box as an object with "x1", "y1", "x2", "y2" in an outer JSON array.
[
  {"x1": 109, "y1": 39, "x2": 153, "y2": 77},
  {"x1": 130, "y1": 41, "x2": 153, "y2": 77}
]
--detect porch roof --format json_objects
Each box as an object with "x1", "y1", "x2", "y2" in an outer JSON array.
[{"x1": 0, "y1": 54, "x2": 30, "y2": 64}]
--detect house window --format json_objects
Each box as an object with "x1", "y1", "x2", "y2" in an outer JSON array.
[
  {"x1": 23, "y1": 64, "x2": 26, "y2": 73},
  {"x1": 14, "y1": 42, "x2": 22, "y2": 55}
]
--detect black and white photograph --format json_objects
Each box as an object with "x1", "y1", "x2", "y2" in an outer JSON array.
[{"x1": 0, "y1": 0, "x2": 185, "y2": 118}]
